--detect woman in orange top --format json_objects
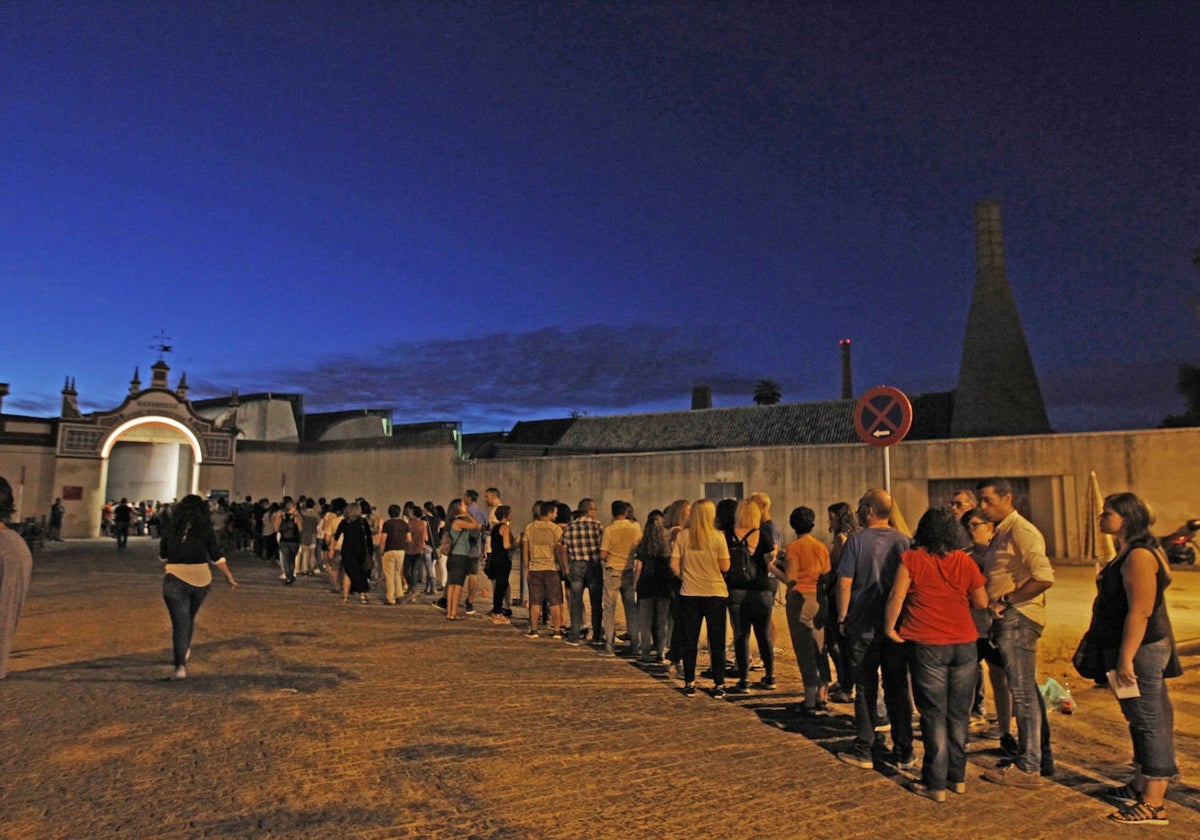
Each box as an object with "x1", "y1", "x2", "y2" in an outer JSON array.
[{"x1": 781, "y1": 506, "x2": 832, "y2": 714}]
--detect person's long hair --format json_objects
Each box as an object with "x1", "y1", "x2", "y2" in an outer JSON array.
[
  {"x1": 734, "y1": 499, "x2": 762, "y2": 533},
  {"x1": 168, "y1": 495, "x2": 214, "y2": 542},
  {"x1": 1104, "y1": 492, "x2": 1158, "y2": 551},
  {"x1": 662, "y1": 499, "x2": 691, "y2": 531},
  {"x1": 827, "y1": 501, "x2": 859, "y2": 537},
  {"x1": 687, "y1": 499, "x2": 717, "y2": 551},
  {"x1": 714, "y1": 498, "x2": 738, "y2": 533},
  {"x1": 638, "y1": 513, "x2": 670, "y2": 558},
  {"x1": 911, "y1": 507, "x2": 962, "y2": 557}
]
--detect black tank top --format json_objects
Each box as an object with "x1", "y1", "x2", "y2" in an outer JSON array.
[{"x1": 1088, "y1": 545, "x2": 1171, "y2": 648}]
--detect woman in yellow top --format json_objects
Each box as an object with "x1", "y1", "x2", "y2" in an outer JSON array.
[
  {"x1": 781, "y1": 506, "x2": 832, "y2": 713},
  {"x1": 670, "y1": 499, "x2": 730, "y2": 698}
]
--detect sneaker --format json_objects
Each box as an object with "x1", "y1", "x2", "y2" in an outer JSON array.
[
  {"x1": 1107, "y1": 801, "x2": 1168, "y2": 826},
  {"x1": 598, "y1": 648, "x2": 616, "y2": 658},
  {"x1": 551, "y1": 631, "x2": 563, "y2": 640},
  {"x1": 729, "y1": 680, "x2": 750, "y2": 694},
  {"x1": 171, "y1": 666, "x2": 187, "y2": 680},
  {"x1": 464, "y1": 602, "x2": 477, "y2": 615},
  {"x1": 838, "y1": 751, "x2": 874, "y2": 770},
  {"x1": 683, "y1": 683, "x2": 697, "y2": 697},
  {"x1": 893, "y1": 752, "x2": 917, "y2": 771},
  {"x1": 563, "y1": 636, "x2": 581, "y2": 646},
  {"x1": 982, "y1": 763, "x2": 1044, "y2": 788},
  {"x1": 950, "y1": 781, "x2": 967, "y2": 795},
  {"x1": 759, "y1": 676, "x2": 777, "y2": 690},
  {"x1": 524, "y1": 629, "x2": 539, "y2": 639},
  {"x1": 711, "y1": 685, "x2": 726, "y2": 699},
  {"x1": 999, "y1": 733, "x2": 1019, "y2": 757}
]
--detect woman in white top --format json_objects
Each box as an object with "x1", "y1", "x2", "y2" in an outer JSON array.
[{"x1": 670, "y1": 499, "x2": 730, "y2": 698}]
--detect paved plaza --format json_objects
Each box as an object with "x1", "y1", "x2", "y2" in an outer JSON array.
[{"x1": 4, "y1": 539, "x2": 1200, "y2": 839}]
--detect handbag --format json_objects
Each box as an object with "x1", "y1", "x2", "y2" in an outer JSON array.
[{"x1": 1071, "y1": 632, "x2": 1104, "y2": 681}]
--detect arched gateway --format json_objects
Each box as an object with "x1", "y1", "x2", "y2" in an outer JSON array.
[{"x1": 53, "y1": 361, "x2": 238, "y2": 537}]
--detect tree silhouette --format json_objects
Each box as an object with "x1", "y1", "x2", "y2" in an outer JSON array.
[
  {"x1": 1162, "y1": 363, "x2": 1200, "y2": 427},
  {"x1": 753, "y1": 379, "x2": 782, "y2": 405}
]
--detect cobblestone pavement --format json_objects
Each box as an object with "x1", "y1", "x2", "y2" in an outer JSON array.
[{"x1": 3, "y1": 539, "x2": 1199, "y2": 839}]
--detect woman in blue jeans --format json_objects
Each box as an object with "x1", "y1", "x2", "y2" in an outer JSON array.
[
  {"x1": 160, "y1": 495, "x2": 237, "y2": 680},
  {"x1": 1092, "y1": 492, "x2": 1179, "y2": 826},
  {"x1": 884, "y1": 507, "x2": 988, "y2": 802}
]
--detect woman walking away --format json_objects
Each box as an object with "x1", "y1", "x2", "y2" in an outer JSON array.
[
  {"x1": 0, "y1": 476, "x2": 34, "y2": 680},
  {"x1": 1092, "y1": 492, "x2": 1179, "y2": 826},
  {"x1": 884, "y1": 506, "x2": 987, "y2": 802},
  {"x1": 159, "y1": 494, "x2": 238, "y2": 680},
  {"x1": 671, "y1": 499, "x2": 730, "y2": 698},
  {"x1": 781, "y1": 506, "x2": 832, "y2": 712}
]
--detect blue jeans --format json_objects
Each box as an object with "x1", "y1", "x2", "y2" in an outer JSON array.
[
  {"x1": 910, "y1": 642, "x2": 977, "y2": 790},
  {"x1": 992, "y1": 609, "x2": 1052, "y2": 774},
  {"x1": 162, "y1": 574, "x2": 209, "y2": 668},
  {"x1": 1105, "y1": 638, "x2": 1178, "y2": 779},
  {"x1": 568, "y1": 560, "x2": 603, "y2": 642},
  {"x1": 639, "y1": 596, "x2": 671, "y2": 657},
  {"x1": 847, "y1": 629, "x2": 913, "y2": 759}
]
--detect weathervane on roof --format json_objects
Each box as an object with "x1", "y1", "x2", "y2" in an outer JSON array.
[{"x1": 148, "y1": 330, "x2": 174, "y2": 360}]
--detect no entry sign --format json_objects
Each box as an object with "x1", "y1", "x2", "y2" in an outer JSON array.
[{"x1": 854, "y1": 386, "x2": 913, "y2": 448}]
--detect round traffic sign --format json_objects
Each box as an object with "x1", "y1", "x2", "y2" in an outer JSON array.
[{"x1": 854, "y1": 386, "x2": 913, "y2": 448}]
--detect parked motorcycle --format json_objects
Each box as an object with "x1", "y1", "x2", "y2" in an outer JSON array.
[{"x1": 1161, "y1": 518, "x2": 1200, "y2": 566}]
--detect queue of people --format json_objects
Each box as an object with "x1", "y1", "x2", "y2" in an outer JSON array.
[{"x1": 3, "y1": 472, "x2": 1177, "y2": 826}]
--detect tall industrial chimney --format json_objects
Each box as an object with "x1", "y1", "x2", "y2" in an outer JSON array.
[
  {"x1": 691, "y1": 385, "x2": 713, "y2": 410},
  {"x1": 951, "y1": 200, "x2": 1052, "y2": 437},
  {"x1": 839, "y1": 339, "x2": 854, "y2": 400}
]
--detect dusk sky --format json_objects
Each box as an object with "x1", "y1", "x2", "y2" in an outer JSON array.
[{"x1": 4, "y1": 2, "x2": 1198, "y2": 433}]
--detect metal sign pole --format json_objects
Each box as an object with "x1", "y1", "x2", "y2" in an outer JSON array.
[{"x1": 883, "y1": 446, "x2": 891, "y2": 494}]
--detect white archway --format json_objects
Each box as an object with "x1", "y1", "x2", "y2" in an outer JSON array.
[{"x1": 101, "y1": 416, "x2": 203, "y2": 496}]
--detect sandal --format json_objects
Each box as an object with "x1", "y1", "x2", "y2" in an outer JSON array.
[{"x1": 1107, "y1": 801, "x2": 1168, "y2": 826}]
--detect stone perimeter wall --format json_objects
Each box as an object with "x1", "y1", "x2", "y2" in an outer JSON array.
[{"x1": 4, "y1": 426, "x2": 1198, "y2": 556}]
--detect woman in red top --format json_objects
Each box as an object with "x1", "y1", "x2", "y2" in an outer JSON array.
[{"x1": 885, "y1": 507, "x2": 988, "y2": 802}]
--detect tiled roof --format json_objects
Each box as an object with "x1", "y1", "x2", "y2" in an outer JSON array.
[{"x1": 484, "y1": 392, "x2": 955, "y2": 457}]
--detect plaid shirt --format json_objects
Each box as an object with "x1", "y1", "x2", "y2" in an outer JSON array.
[{"x1": 561, "y1": 517, "x2": 604, "y2": 563}]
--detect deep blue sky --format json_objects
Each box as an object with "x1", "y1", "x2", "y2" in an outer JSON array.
[{"x1": 4, "y1": 2, "x2": 1198, "y2": 433}]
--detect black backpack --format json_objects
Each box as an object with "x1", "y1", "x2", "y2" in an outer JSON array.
[
  {"x1": 725, "y1": 528, "x2": 760, "y2": 589},
  {"x1": 278, "y1": 513, "x2": 300, "y2": 543}
]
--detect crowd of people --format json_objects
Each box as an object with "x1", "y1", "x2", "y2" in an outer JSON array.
[{"x1": 6, "y1": 474, "x2": 1177, "y2": 826}]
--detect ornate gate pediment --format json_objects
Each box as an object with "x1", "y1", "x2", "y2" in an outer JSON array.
[{"x1": 57, "y1": 390, "x2": 236, "y2": 465}]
